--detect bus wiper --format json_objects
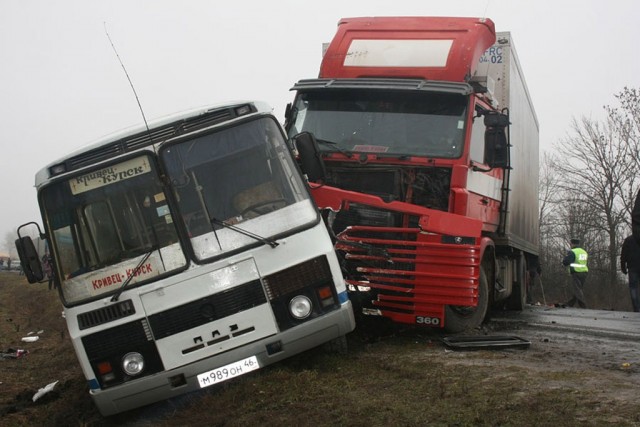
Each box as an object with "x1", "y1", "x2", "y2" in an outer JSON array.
[
  {"x1": 111, "y1": 245, "x2": 156, "y2": 302},
  {"x1": 316, "y1": 138, "x2": 353, "y2": 158},
  {"x1": 210, "y1": 218, "x2": 279, "y2": 248}
]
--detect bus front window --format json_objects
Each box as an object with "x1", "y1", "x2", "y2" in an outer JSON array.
[
  {"x1": 41, "y1": 155, "x2": 186, "y2": 305},
  {"x1": 161, "y1": 116, "x2": 318, "y2": 260}
]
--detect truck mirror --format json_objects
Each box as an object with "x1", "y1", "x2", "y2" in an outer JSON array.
[
  {"x1": 484, "y1": 112, "x2": 509, "y2": 127},
  {"x1": 15, "y1": 236, "x2": 44, "y2": 283},
  {"x1": 293, "y1": 132, "x2": 326, "y2": 182},
  {"x1": 484, "y1": 127, "x2": 509, "y2": 168}
]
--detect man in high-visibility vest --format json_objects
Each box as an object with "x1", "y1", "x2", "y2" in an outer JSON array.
[{"x1": 562, "y1": 238, "x2": 589, "y2": 308}]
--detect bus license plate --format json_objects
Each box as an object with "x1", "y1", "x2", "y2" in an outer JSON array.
[{"x1": 197, "y1": 355, "x2": 260, "y2": 389}]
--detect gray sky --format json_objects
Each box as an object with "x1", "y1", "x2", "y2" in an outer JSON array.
[{"x1": 1, "y1": 0, "x2": 639, "y2": 253}]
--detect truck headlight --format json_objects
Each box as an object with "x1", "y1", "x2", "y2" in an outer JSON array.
[
  {"x1": 122, "y1": 352, "x2": 145, "y2": 376},
  {"x1": 289, "y1": 295, "x2": 312, "y2": 319}
]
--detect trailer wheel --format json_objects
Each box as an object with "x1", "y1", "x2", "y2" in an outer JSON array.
[
  {"x1": 505, "y1": 252, "x2": 527, "y2": 311},
  {"x1": 444, "y1": 264, "x2": 489, "y2": 333}
]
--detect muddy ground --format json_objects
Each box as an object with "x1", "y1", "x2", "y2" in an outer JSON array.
[{"x1": 1, "y1": 271, "x2": 639, "y2": 426}]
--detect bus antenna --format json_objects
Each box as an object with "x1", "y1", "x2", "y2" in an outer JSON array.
[{"x1": 103, "y1": 22, "x2": 153, "y2": 139}]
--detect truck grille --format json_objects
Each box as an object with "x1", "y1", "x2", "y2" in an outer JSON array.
[
  {"x1": 337, "y1": 225, "x2": 479, "y2": 323},
  {"x1": 325, "y1": 164, "x2": 451, "y2": 234}
]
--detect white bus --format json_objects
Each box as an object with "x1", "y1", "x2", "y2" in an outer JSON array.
[{"x1": 16, "y1": 101, "x2": 355, "y2": 416}]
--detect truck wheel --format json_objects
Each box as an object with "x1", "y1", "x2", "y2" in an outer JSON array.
[
  {"x1": 505, "y1": 253, "x2": 527, "y2": 311},
  {"x1": 444, "y1": 265, "x2": 489, "y2": 333}
]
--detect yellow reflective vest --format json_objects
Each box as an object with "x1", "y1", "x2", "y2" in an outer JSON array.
[{"x1": 570, "y1": 247, "x2": 589, "y2": 273}]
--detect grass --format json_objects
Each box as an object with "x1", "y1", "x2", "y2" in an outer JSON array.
[{"x1": 1, "y1": 271, "x2": 639, "y2": 427}]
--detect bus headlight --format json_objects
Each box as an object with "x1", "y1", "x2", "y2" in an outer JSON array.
[
  {"x1": 122, "y1": 352, "x2": 145, "y2": 376},
  {"x1": 289, "y1": 295, "x2": 312, "y2": 319}
]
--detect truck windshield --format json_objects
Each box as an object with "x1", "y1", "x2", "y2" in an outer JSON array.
[
  {"x1": 161, "y1": 116, "x2": 317, "y2": 260},
  {"x1": 288, "y1": 90, "x2": 468, "y2": 158},
  {"x1": 41, "y1": 155, "x2": 186, "y2": 305}
]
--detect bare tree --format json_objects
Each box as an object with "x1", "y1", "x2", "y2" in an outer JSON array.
[
  {"x1": 606, "y1": 87, "x2": 640, "y2": 223},
  {"x1": 552, "y1": 116, "x2": 630, "y2": 287},
  {"x1": 537, "y1": 87, "x2": 640, "y2": 310}
]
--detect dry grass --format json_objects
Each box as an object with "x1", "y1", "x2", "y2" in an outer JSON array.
[{"x1": 1, "y1": 271, "x2": 639, "y2": 427}]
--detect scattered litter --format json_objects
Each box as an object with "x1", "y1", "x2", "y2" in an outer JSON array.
[
  {"x1": 442, "y1": 335, "x2": 531, "y2": 350},
  {"x1": 32, "y1": 380, "x2": 59, "y2": 402},
  {"x1": 21, "y1": 336, "x2": 39, "y2": 343},
  {"x1": 27, "y1": 331, "x2": 35, "y2": 336},
  {"x1": 61, "y1": 311, "x2": 65, "y2": 319},
  {"x1": 37, "y1": 330, "x2": 44, "y2": 334},
  {"x1": 621, "y1": 362, "x2": 631, "y2": 369},
  {"x1": 1, "y1": 348, "x2": 29, "y2": 359}
]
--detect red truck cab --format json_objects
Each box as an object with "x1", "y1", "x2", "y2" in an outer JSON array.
[{"x1": 287, "y1": 17, "x2": 539, "y2": 332}]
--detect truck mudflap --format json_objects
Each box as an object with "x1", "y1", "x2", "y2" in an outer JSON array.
[
  {"x1": 310, "y1": 184, "x2": 483, "y2": 328},
  {"x1": 336, "y1": 225, "x2": 481, "y2": 328}
]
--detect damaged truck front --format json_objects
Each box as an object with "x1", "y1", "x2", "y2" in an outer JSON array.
[{"x1": 285, "y1": 17, "x2": 540, "y2": 332}]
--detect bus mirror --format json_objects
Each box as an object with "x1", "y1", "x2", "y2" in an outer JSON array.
[
  {"x1": 293, "y1": 132, "x2": 326, "y2": 182},
  {"x1": 15, "y1": 236, "x2": 44, "y2": 283}
]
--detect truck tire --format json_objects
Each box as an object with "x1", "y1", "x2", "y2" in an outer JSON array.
[
  {"x1": 444, "y1": 264, "x2": 489, "y2": 333},
  {"x1": 505, "y1": 252, "x2": 527, "y2": 311}
]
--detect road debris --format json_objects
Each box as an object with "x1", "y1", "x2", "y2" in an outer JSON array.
[
  {"x1": 0, "y1": 348, "x2": 29, "y2": 359},
  {"x1": 32, "y1": 380, "x2": 59, "y2": 402}
]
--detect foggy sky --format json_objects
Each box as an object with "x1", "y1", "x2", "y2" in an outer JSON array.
[{"x1": 1, "y1": 0, "x2": 639, "y2": 254}]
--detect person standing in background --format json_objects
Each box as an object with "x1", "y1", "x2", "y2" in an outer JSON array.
[
  {"x1": 562, "y1": 238, "x2": 589, "y2": 308},
  {"x1": 620, "y1": 234, "x2": 640, "y2": 312},
  {"x1": 632, "y1": 189, "x2": 640, "y2": 244}
]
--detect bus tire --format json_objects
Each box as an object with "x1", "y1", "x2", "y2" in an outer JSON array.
[{"x1": 444, "y1": 264, "x2": 490, "y2": 333}]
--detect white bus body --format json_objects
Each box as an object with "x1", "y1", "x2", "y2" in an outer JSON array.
[{"x1": 24, "y1": 101, "x2": 355, "y2": 415}]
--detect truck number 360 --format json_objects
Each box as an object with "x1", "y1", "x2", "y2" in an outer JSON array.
[{"x1": 415, "y1": 316, "x2": 441, "y2": 326}]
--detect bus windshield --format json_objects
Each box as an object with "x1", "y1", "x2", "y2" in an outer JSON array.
[
  {"x1": 41, "y1": 155, "x2": 186, "y2": 305},
  {"x1": 288, "y1": 89, "x2": 468, "y2": 158},
  {"x1": 161, "y1": 116, "x2": 317, "y2": 260}
]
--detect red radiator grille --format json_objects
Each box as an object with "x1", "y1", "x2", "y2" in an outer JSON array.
[{"x1": 336, "y1": 225, "x2": 480, "y2": 323}]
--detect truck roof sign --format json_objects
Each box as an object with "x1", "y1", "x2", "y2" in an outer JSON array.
[
  {"x1": 343, "y1": 39, "x2": 454, "y2": 68},
  {"x1": 320, "y1": 17, "x2": 496, "y2": 82}
]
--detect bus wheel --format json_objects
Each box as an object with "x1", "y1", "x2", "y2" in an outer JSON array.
[{"x1": 444, "y1": 264, "x2": 489, "y2": 333}]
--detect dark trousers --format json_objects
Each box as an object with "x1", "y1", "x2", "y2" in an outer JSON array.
[
  {"x1": 566, "y1": 272, "x2": 587, "y2": 308},
  {"x1": 628, "y1": 270, "x2": 640, "y2": 312}
]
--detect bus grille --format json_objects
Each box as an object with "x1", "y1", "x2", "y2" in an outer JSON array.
[
  {"x1": 262, "y1": 256, "x2": 332, "y2": 300},
  {"x1": 77, "y1": 299, "x2": 136, "y2": 330},
  {"x1": 148, "y1": 279, "x2": 266, "y2": 339},
  {"x1": 62, "y1": 104, "x2": 251, "y2": 173},
  {"x1": 82, "y1": 319, "x2": 151, "y2": 360}
]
